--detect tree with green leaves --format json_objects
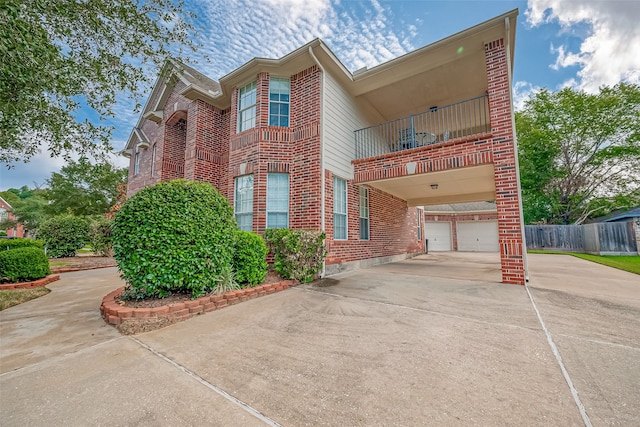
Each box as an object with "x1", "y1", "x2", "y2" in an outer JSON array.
[
  {"x1": 516, "y1": 83, "x2": 640, "y2": 224},
  {"x1": 45, "y1": 158, "x2": 128, "y2": 216},
  {"x1": 0, "y1": 0, "x2": 201, "y2": 164}
]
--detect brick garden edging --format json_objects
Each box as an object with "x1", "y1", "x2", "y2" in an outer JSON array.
[
  {"x1": 100, "y1": 280, "x2": 298, "y2": 327},
  {"x1": 0, "y1": 274, "x2": 60, "y2": 290}
]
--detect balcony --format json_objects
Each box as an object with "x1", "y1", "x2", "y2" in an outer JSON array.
[{"x1": 354, "y1": 95, "x2": 490, "y2": 160}]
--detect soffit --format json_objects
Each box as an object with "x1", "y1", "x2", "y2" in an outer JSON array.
[{"x1": 362, "y1": 164, "x2": 496, "y2": 207}]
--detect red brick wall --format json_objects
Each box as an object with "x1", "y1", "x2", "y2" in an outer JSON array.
[
  {"x1": 351, "y1": 38, "x2": 525, "y2": 284},
  {"x1": 227, "y1": 66, "x2": 322, "y2": 232},
  {"x1": 184, "y1": 100, "x2": 230, "y2": 194},
  {"x1": 485, "y1": 38, "x2": 525, "y2": 284},
  {"x1": 325, "y1": 170, "x2": 424, "y2": 266},
  {"x1": 424, "y1": 212, "x2": 497, "y2": 251}
]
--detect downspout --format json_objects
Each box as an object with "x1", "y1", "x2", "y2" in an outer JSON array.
[
  {"x1": 309, "y1": 44, "x2": 327, "y2": 277},
  {"x1": 504, "y1": 16, "x2": 529, "y2": 283}
]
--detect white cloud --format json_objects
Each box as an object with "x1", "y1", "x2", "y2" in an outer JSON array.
[
  {"x1": 512, "y1": 81, "x2": 541, "y2": 111},
  {"x1": 195, "y1": 0, "x2": 413, "y2": 77},
  {"x1": 526, "y1": 0, "x2": 640, "y2": 92}
]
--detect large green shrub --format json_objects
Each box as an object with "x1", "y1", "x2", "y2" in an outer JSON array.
[
  {"x1": 113, "y1": 179, "x2": 237, "y2": 299},
  {"x1": 0, "y1": 238, "x2": 44, "y2": 252},
  {"x1": 36, "y1": 215, "x2": 90, "y2": 258},
  {"x1": 0, "y1": 247, "x2": 50, "y2": 282},
  {"x1": 233, "y1": 230, "x2": 268, "y2": 286},
  {"x1": 88, "y1": 217, "x2": 113, "y2": 257},
  {"x1": 264, "y1": 229, "x2": 327, "y2": 283}
]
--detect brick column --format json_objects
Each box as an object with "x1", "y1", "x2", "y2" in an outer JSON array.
[{"x1": 485, "y1": 38, "x2": 525, "y2": 285}]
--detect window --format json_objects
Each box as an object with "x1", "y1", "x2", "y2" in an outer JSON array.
[
  {"x1": 359, "y1": 187, "x2": 369, "y2": 240},
  {"x1": 151, "y1": 144, "x2": 156, "y2": 177},
  {"x1": 267, "y1": 173, "x2": 289, "y2": 228},
  {"x1": 234, "y1": 175, "x2": 254, "y2": 231},
  {"x1": 134, "y1": 150, "x2": 140, "y2": 175},
  {"x1": 417, "y1": 209, "x2": 422, "y2": 240},
  {"x1": 0, "y1": 208, "x2": 7, "y2": 222},
  {"x1": 333, "y1": 176, "x2": 347, "y2": 240},
  {"x1": 238, "y1": 81, "x2": 256, "y2": 132},
  {"x1": 269, "y1": 77, "x2": 290, "y2": 127}
]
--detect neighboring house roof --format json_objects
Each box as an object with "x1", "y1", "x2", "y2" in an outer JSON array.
[
  {"x1": 422, "y1": 201, "x2": 497, "y2": 214},
  {"x1": 597, "y1": 207, "x2": 640, "y2": 223},
  {"x1": 0, "y1": 196, "x2": 12, "y2": 209}
]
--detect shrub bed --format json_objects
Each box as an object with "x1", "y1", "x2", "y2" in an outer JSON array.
[
  {"x1": 233, "y1": 230, "x2": 268, "y2": 286},
  {"x1": 264, "y1": 229, "x2": 326, "y2": 283},
  {"x1": 0, "y1": 238, "x2": 44, "y2": 252},
  {"x1": 0, "y1": 247, "x2": 51, "y2": 282},
  {"x1": 88, "y1": 216, "x2": 113, "y2": 256},
  {"x1": 113, "y1": 179, "x2": 237, "y2": 299},
  {"x1": 37, "y1": 214, "x2": 90, "y2": 258}
]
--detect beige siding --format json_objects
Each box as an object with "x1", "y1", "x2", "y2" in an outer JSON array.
[{"x1": 324, "y1": 72, "x2": 374, "y2": 179}]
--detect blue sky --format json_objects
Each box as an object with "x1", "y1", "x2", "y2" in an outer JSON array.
[{"x1": 2, "y1": 0, "x2": 639, "y2": 191}]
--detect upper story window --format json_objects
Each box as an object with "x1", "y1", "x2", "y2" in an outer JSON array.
[
  {"x1": 0, "y1": 208, "x2": 7, "y2": 222},
  {"x1": 234, "y1": 174, "x2": 254, "y2": 231},
  {"x1": 269, "y1": 77, "x2": 290, "y2": 127},
  {"x1": 333, "y1": 176, "x2": 347, "y2": 240},
  {"x1": 267, "y1": 173, "x2": 289, "y2": 229},
  {"x1": 238, "y1": 81, "x2": 256, "y2": 132},
  {"x1": 151, "y1": 144, "x2": 157, "y2": 177},
  {"x1": 134, "y1": 150, "x2": 140, "y2": 175}
]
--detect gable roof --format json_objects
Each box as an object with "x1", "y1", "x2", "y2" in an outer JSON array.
[{"x1": 124, "y1": 8, "x2": 518, "y2": 151}]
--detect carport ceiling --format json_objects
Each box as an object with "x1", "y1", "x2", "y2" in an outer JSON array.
[{"x1": 363, "y1": 164, "x2": 496, "y2": 207}]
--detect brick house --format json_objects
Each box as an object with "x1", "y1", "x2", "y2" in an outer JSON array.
[
  {"x1": 0, "y1": 196, "x2": 25, "y2": 238},
  {"x1": 123, "y1": 9, "x2": 527, "y2": 284}
]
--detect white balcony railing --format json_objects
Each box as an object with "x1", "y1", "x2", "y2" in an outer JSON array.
[{"x1": 354, "y1": 95, "x2": 490, "y2": 159}]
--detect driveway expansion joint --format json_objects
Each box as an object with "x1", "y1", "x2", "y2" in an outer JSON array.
[{"x1": 130, "y1": 336, "x2": 283, "y2": 427}]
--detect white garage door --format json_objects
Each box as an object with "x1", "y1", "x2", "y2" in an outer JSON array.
[
  {"x1": 424, "y1": 221, "x2": 452, "y2": 251},
  {"x1": 457, "y1": 221, "x2": 499, "y2": 252}
]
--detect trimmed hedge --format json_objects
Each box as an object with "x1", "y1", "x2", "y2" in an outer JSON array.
[
  {"x1": 0, "y1": 238, "x2": 44, "y2": 252},
  {"x1": 233, "y1": 230, "x2": 268, "y2": 286},
  {"x1": 264, "y1": 229, "x2": 326, "y2": 283},
  {"x1": 113, "y1": 179, "x2": 237, "y2": 299},
  {"x1": 88, "y1": 217, "x2": 113, "y2": 257},
  {"x1": 37, "y1": 215, "x2": 90, "y2": 258},
  {"x1": 0, "y1": 247, "x2": 50, "y2": 282}
]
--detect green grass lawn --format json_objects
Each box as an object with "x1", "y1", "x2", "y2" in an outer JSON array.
[
  {"x1": 528, "y1": 250, "x2": 640, "y2": 275},
  {"x1": 49, "y1": 261, "x2": 68, "y2": 267},
  {"x1": 0, "y1": 288, "x2": 51, "y2": 311}
]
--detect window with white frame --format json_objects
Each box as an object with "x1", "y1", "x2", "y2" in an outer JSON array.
[
  {"x1": 151, "y1": 144, "x2": 156, "y2": 177},
  {"x1": 417, "y1": 209, "x2": 422, "y2": 240},
  {"x1": 267, "y1": 173, "x2": 289, "y2": 228},
  {"x1": 234, "y1": 175, "x2": 254, "y2": 231},
  {"x1": 0, "y1": 208, "x2": 7, "y2": 222},
  {"x1": 269, "y1": 77, "x2": 290, "y2": 127},
  {"x1": 134, "y1": 150, "x2": 140, "y2": 175},
  {"x1": 333, "y1": 176, "x2": 347, "y2": 240},
  {"x1": 238, "y1": 81, "x2": 256, "y2": 132},
  {"x1": 359, "y1": 187, "x2": 369, "y2": 240}
]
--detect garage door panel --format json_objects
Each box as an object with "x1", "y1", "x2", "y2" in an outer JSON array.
[
  {"x1": 424, "y1": 221, "x2": 452, "y2": 251},
  {"x1": 457, "y1": 221, "x2": 499, "y2": 252}
]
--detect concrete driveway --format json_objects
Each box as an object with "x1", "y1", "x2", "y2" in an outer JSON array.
[{"x1": 1, "y1": 253, "x2": 638, "y2": 426}]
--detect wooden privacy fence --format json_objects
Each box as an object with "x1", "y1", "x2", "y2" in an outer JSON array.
[{"x1": 525, "y1": 222, "x2": 638, "y2": 255}]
